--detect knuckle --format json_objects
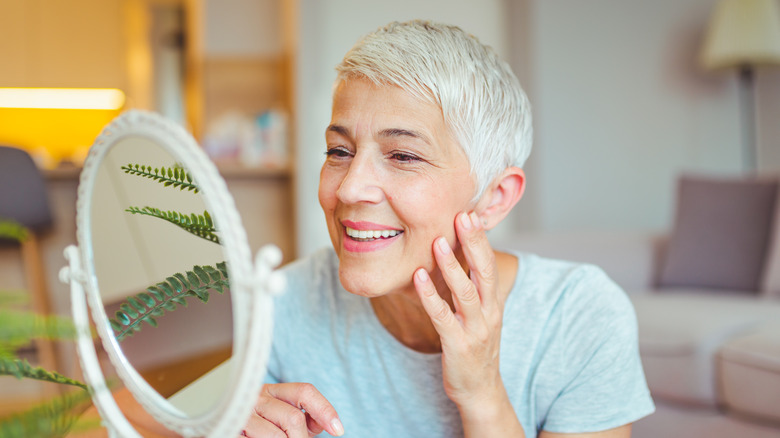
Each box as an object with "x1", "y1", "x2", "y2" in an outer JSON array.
[
  {"x1": 466, "y1": 231, "x2": 482, "y2": 248},
  {"x1": 296, "y1": 382, "x2": 317, "y2": 403},
  {"x1": 283, "y1": 410, "x2": 307, "y2": 430},
  {"x1": 459, "y1": 283, "x2": 480, "y2": 304},
  {"x1": 432, "y1": 301, "x2": 452, "y2": 322}
]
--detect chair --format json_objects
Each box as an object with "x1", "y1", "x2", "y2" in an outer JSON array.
[{"x1": 0, "y1": 145, "x2": 61, "y2": 386}]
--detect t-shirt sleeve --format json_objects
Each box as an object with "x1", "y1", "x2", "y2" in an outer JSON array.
[{"x1": 542, "y1": 266, "x2": 655, "y2": 433}]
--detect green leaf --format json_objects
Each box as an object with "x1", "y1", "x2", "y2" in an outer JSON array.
[
  {"x1": 127, "y1": 297, "x2": 145, "y2": 313},
  {"x1": 0, "y1": 357, "x2": 87, "y2": 389},
  {"x1": 193, "y1": 266, "x2": 210, "y2": 284},
  {"x1": 124, "y1": 206, "x2": 220, "y2": 244},
  {"x1": 166, "y1": 277, "x2": 183, "y2": 294},
  {"x1": 187, "y1": 271, "x2": 200, "y2": 287},
  {"x1": 107, "y1": 262, "x2": 230, "y2": 341},
  {"x1": 138, "y1": 293, "x2": 155, "y2": 307},
  {"x1": 158, "y1": 282, "x2": 173, "y2": 297},
  {"x1": 119, "y1": 303, "x2": 138, "y2": 319}
]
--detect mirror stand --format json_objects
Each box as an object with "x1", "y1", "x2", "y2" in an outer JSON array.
[{"x1": 60, "y1": 245, "x2": 142, "y2": 438}]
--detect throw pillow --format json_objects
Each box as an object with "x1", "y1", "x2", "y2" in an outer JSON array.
[{"x1": 658, "y1": 175, "x2": 778, "y2": 292}]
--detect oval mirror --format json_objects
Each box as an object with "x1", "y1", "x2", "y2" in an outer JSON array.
[
  {"x1": 90, "y1": 136, "x2": 231, "y2": 417},
  {"x1": 63, "y1": 110, "x2": 281, "y2": 437}
]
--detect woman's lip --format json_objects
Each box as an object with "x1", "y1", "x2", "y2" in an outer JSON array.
[
  {"x1": 341, "y1": 227, "x2": 401, "y2": 253},
  {"x1": 341, "y1": 220, "x2": 401, "y2": 231}
]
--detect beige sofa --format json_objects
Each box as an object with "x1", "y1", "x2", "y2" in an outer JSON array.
[{"x1": 493, "y1": 175, "x2": 780, "y2": 438}]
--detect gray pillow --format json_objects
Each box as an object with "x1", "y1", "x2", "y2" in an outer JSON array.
[{"x1": 658, "y1": 175, "x2": 778, "y2": 292}]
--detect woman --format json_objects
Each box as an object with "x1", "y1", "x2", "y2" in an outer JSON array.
[{"x1": 242, "y1": 20, "x2": 654, "y2": 438}]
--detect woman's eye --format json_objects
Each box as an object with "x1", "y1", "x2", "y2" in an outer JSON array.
[
  {"x1": 389, "y1": 152, "x2": 420, "y2": 162},
  {"x1": 325, "y1": 147, "x2": 351, "y2": 158}
]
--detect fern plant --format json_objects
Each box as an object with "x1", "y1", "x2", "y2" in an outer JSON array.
[
  {"x1": 109, "y1": 162, "x2": 229, "y2": 341},
  {"x1": 125, "y1": 207, "x2": 220, "y2": 244},
  {"x1": 0, "y1": 157, "x2": 233, "y2": 435},
  {"x1": 0, "y1": 218, "x2": 90, "y2": 438},
  {"x1": 109, "y1": 263, "x2": 229, "y2": 341},
  {"x1": 121, "y1": 163, "x2": 199, "y2": 193}
]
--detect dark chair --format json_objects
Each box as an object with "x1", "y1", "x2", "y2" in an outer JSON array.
[{"x1": 0, "y1": 145, "x2": 60, "y2": 385}]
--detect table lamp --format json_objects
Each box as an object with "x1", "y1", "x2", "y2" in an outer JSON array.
[{"x1": 701, "y1": 0, "x2": 780, "y2": 172}]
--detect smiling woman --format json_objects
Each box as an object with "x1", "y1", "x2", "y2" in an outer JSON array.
[{"x1": 241, "y1": 20, "x2": 655, "y2": 438}]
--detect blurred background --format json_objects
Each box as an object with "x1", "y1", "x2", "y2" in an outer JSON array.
[
  {"x1": 2, "y1": 0, "x2": 779, "y2": 255},
  {"x1": 3, "y1": 0, "x2": 780, "y2": 436}
]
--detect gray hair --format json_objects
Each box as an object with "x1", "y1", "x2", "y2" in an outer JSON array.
[{"x1": 335, "y1": 20, "x2": 533, "y2": 200}]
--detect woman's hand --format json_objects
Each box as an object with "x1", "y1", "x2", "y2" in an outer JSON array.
[
  {"x1": 413, "y1": 211, "x2": 523, "y2": 436},
  {"x1": 241, "y1": 383, "x2": 344, "y2": 438}
]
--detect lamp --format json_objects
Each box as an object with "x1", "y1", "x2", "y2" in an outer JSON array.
[{"x1": 701, "y1": 0, "x2": 780, "y2": 172}]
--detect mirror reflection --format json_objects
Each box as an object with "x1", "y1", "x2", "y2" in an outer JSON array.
[{"x1": 90, "y1": 136, "x2": 232, "y2": 417}]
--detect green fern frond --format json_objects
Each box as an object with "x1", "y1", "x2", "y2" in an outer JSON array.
[
  {"x1": 0, "y1": 388, "x2": 91, "y2": 438},
  {"x1": 0, "y1": 357, "x2": 87, "y2": 389},
  {"x1": 0, "y1": 310, "x2": 78, "y2": 358},
  {"x1": 121, "y1": 163, "x2": 199, "y2": 193},
  {"x1": 0, "y1": 290, "x2": 29, "y2": 307},
  {"x1": 125, "y1": 206, "x2": 220, "y2": 244},
  {"x1": 109, "y1": 262, "x2": 229, "y2": 341},
  {"x1": 0, "y1": 219, "x2": 28, "y2": 243}
]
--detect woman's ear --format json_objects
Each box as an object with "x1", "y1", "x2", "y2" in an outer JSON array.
[{"x1": 475, "y1": 167, "x2": 526, "y2": 230}]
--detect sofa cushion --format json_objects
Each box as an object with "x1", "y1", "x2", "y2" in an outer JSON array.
[
  {"x1": 760, "y1": 185, "x2": 780, "y2": 298},
  {"x1": 630, "y1": 292, "x2": 780, "y2": 406},
  {"x1": 658, "y1": 175, "x2": 777, "y2": 292},
  {"x1": 719, "y1": 321, "x2": 780, "y2": 424}
]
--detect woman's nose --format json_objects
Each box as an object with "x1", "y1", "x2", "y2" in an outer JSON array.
[{"x1": 336, "y1": 153, "x2": 384, "y2": 204}]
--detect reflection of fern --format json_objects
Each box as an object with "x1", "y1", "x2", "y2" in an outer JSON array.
[
  {"x1": 121, "y1": 163, "x2": 199, "y2": 193},
  {"x1": 109, "y1": 262, "x2": 229, "y2": 341},
  {"x1": 125, "y1": 207, "x2": 220, "y2": 244}
]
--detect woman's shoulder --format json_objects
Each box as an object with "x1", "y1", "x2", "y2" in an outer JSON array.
[{"x1": 507, "y1": 251, "x2": 634, "y2": 323}]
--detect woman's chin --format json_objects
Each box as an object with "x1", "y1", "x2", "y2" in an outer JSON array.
[{"x1": 338, "y1": 270, "x2": 411, "y2": 298}]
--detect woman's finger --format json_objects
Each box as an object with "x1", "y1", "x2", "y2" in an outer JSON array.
[
  {"x1": 263, "y1": 383, "x2": 344, "y2": 436},
  {"x1": 252, "y1": 395, "x2": 311, "y2": 438},
  {"x1": 455, "y1": 211, "x2": 498, "y2": 311},
  {"x1": 433, "y1": 236, "x2": 483, "y2": 321},
  {"x1": 413, "y1": 267, "x2": 459, "y2": 335}
]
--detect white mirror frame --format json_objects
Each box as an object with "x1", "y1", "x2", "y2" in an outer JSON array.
[{"x1": 59, "y1": 110, "x2": 283, "y2": 437}]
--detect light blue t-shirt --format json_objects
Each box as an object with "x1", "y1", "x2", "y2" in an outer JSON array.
[{"x1": 265, "y1": 248, "x2": 654, "y2": 437}]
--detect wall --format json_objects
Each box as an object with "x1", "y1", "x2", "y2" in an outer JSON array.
[
  {"x1": 294, "y1": 0, "x2": 510, "y2": 256},
  {"x1": 514, "y1": 0, "x2": 780, "y2": 235}
]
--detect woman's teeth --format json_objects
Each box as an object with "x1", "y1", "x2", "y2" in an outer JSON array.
[{"x1": 345, "y1": 226, "x2": 401, "y2": 240}]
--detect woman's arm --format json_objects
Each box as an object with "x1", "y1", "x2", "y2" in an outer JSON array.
[{"x1": 540, "y1": 424, "x2": 632, "y2": 438}]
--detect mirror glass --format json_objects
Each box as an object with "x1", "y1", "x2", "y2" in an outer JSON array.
[{"x1": 90, "y1": 135, "x2": 232, "y2": 417}]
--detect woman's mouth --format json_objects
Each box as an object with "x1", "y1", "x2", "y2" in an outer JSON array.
[{"x1": 345, "y1": 226, "x2": 402, "y2": 242}]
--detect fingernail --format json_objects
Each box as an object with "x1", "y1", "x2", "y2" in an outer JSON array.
[
  {"x1": 470, "y1": 212, "x2": 481, "y2": 229},
  {"x1": 437, "y1": 237, "x2": 451, "y2": 253},
  {"x1": 416, "y1": 268, "x2": 429, "y2": 283},
  {"x1": 331, "y1": 418, "x2": 345, "y2": 436},
  {"x1": 459, "y1": 212, "x2": 472, "y2": 230}
]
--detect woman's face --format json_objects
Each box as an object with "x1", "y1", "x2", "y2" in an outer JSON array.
[{"x1": 319, "y1": 78, "x2": 477, "y2": 297}]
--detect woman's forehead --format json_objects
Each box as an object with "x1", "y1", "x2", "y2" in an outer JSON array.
[{"x1": 329, "y1": 79, "x2": 449, "y2": 142}]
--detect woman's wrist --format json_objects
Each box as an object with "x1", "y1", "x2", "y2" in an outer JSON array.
[{"x1": 456, "y1": 383, "x2": 525, "y2": 437}]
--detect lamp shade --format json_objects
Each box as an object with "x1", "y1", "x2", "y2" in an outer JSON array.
[{"x1": 701, "y1": 0, "x2": 780, "y2": 70}]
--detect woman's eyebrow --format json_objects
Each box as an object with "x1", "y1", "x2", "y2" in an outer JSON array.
[
  {"x1": 379, "y1": 128, "x2": 431, "y2": 145},
  {"x1": 326, "y1": 124, "x2": 350, "y2": 137}
]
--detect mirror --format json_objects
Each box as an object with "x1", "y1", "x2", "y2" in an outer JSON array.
[
  {"x1": 90, "y1": 137, "x2": 231, "y2": 417},
  {"x1": 60, "y1": 110, "x2": 282, "y2": 437}
]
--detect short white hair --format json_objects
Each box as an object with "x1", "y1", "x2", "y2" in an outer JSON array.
[{"x1": 335, "y1": 20, "x2": 533, "y2": 200}]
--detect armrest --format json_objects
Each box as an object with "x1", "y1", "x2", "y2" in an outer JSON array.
[{"x1": 490, "y1": 230, "x2": 667, "y2": 293}]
